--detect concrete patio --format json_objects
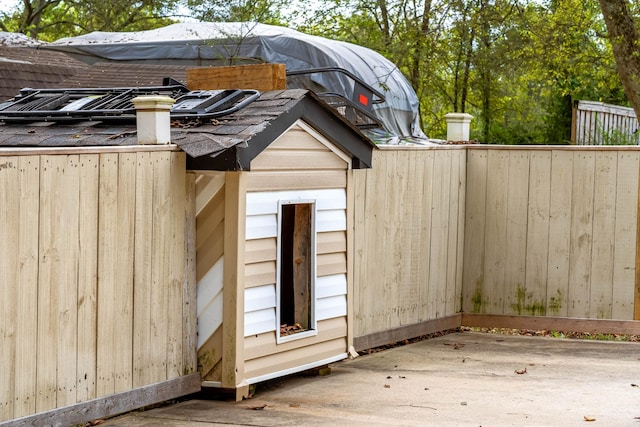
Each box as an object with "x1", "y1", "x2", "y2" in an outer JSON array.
[{"x1": 103, "y1": 331, "x2": 640, "y2": 426}]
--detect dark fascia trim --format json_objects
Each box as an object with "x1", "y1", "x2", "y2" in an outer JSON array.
[{"x1": 186, "y1": 92, "x2": 374, "y2": 171}]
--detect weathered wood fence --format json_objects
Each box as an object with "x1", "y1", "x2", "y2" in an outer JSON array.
[
  {"x1": 0, "y1": 147, "x2": 198, "y2": 424},
  {"x1": 353, "y1": 145, "x2": 640, "y2": 349},
  {"x1": 353, "y1": 146, "x2": 466, "y2": 346},
  {"x1": 572, "y1": 100, "x2": 639, "y2": 145}
]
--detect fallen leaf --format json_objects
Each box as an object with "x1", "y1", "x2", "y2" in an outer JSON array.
[
  {"x1": 248, "y1": 404, "x2": 267, "y2": 410},
  {"x1": 583, "y1": 416, "x2": 596, "y2": 422},
  {"x1": 384, "y1": 384, "x2": 391, "y2": 388},
  {"x1": 515, "y1": 367, "x2": 527, "y2": 375}
]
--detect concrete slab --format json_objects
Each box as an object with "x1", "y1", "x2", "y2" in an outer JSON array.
[{"x1": 104, "y1": 331, "x2": 640, "y2": 426}]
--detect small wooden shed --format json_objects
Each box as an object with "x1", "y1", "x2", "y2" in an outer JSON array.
[{"x1": 185, "y1": 89, "x2": 374, "y2": 398}]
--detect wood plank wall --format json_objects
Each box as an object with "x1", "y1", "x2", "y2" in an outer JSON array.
[
  {"x1": 463, "y1": 146, "x2": 639, "y2": 320},
  {"x1": 352, "y1": 147, "x2": 467, "y2": 338},
  {"x1": 0, "y1": 150, "x2": 190, "y2": 422}
]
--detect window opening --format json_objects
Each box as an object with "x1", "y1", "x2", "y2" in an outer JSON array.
[{"x1": 277, "y1": 201, "x2": 316, "y2": 342}]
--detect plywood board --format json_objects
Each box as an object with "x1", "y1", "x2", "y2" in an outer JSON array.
[{"x1": 187, "y1": 63, "x2": 286, "y2": 91}]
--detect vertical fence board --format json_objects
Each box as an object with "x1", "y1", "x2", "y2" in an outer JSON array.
[
  {"x1": 97, "y1": 153, "x2": 119, "y2": 398},
  {"x1": 612, "y1": 152, "x2": 639, "y2": 319},
  {"x1": 524, "y1": 152, "x2": 551, "y2": 316},
  {"x1": 0, "y1": 158, "x2": 19, "y2": 420},
  {"x1": 503, "y1": 151, "x2": 530, "y2": 315},
  {"x1": 428, "y1": 150, "x2": 450, "y2": 317},
  {"x1": 568, "y1": 152, "x2": 596, "y2": 317},
  {"x1": 150, "y1": 152, "x2": 172, "y2": 383},
  {"x1": 77, "y1": 154, "x2": 99, "y2": 403},
  {"x1": 57, "y1": 155, "x2": 80, "y2": 408},
  {"x1": 397, "y1": 151, "x2": 420, "y2": 325},
  {"x1": 463, "y1": 150, "x2": 488, "y2": 313},
  {"x1": 483, "y1": 150, "x2": 509, "y2": 314},
  {"x1": 14, "y1": 157, "x2": 39, "y2": 417},
  {"x1": 454, "y1": 151, "x2": 466, "y2": 313},
  {"x1": 590, "y1": 152, "x2": 617, "y2": 318},
  {"x1": 446, "y1": 151, "x2": 462, "y2": 315},
  {"x1": 133, "y1": 152, "x2": 154, "y2": 388},
  {"x1": 547, "y1": 151, "x2": 573, "y2": 317},
  {"x1": 167, "y1": 153, "x2": 186, "y2": 379},
  {"x1": 417, "y1": 151, "x2": 435, "y2": 320}
]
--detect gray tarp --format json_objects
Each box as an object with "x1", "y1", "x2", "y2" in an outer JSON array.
[{"x1": 45, "y1": 22, "x2": 427, "y2": 141}]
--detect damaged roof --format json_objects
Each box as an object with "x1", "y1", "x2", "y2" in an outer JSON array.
[{"x1": 0, "y1": 89, "x2": 374, "y2": 170}]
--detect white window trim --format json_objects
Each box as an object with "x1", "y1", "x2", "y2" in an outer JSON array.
[{"x1": 276, "y1": 199, "x2": 318, "y2": 344}]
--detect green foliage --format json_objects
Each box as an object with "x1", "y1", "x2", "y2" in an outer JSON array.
[
  {"x1": 0, "y1": 0, "x2": 634, "y2": 145},
  {"x1": 1, "y1": 0, "x2": 181, "y2": 41}
]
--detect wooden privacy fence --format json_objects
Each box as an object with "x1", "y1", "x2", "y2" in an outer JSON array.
[
  {"x1": 572, "y1": 100, "x2": 640, "y2": 145},
  {"x1": 463, "y1": 146, "x2": 639, "y2": 320},
  {"x1": 0, "y1": 147, "x2": 198, "y2": 424},
  {"x1": 353, "y1": 144, "x2": 640, "y2": 349},
  {"x1": 352, "y1": 146, "x2": 466, "y2": 345}
]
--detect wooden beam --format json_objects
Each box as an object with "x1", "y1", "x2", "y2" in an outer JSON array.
[
  {"x1": 462, "y1": 313, "x2": 640, "y2": 335},
  {"x1": 221, "y1": 172, "x2": 247, "y2": 394},
  {"x1": 0, "y1": 373, "x2": 200, "y2": 427},
  {"x1": 353, "y1": 314, "x2": 462, "y2": 352},
  {"x1": 187, "y1": 64, "x2": 286, "y2": 91},
  {"x1": 183, "y1": 173, "x2": 198, "y2": 375}
]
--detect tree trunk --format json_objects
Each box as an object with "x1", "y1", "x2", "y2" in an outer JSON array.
[{"x1": 599, "y1": 0, "x2": 640, "y2": 120}]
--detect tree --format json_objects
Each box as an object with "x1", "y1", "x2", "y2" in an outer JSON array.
[
  {"x1": 0, "y1": 0, "x2": 180, "y2": 41},
  {"x1": 598, "y1": 0, "x2": 640, "y2": 120}
]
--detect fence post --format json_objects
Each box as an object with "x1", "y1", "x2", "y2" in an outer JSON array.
[
  {"x1": 132, "y1": 95, "x2": 175, "y2": 145},
  {"x1": 444, "y1": 113, "x2": 473, "y2": 142}
]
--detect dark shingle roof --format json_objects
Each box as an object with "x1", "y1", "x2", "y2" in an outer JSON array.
[
  {"x1": 0, "y1": 89, "x2": 375, "y2": 169},
  {"x1": 0, "y1": 46, "x2": 190, "y2": 101}
]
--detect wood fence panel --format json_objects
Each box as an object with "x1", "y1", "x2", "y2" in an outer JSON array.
[
  {"x1": 503, "y1": 151, "x2": 530, "y2": 316},
  {"x1": 590, "y1": 152, "x2": 617, "y2": 318},
  {"x1": 568, "y1": 152, "x2": 596, "y2": 318},
  {"x1": 483, "y1": 150, "x2": 509, "y2": 314},
  {"x1": 463, "y1": 150, "x2": 488, "y2": 313},
  {"x1": 524, "y1": 151, "x2": 551, "y2": 316},
  {"x1": 417, "y1": 151, "x2": 434, "y2": 321},
  {"x1": 77, "y1": 155, "x2": 99, "y2": 402},
  {"x1": 546, "y1": 150, "x2": 573, "y2": 317},
  {"x1": 150, "y1": 152, "x2": 173, "y2": 384},
  {"x1": 133, "y1": 152, "x2": 155, "y2": 388},
  {"x1": 353, "y1": 148, "x2": 466, "y2": 337},
  {"x1": 612, "y1": 152, "x2": 639, "y2": 319},
  {"x1": 0, "y1": 158, "x2": 19, "y2": 420},
  {"x1": 14, "y1": 157, "x2": 39, "y2": 418},
  {"x1": 446, "y1": 151, "x2": 463, "y2": 315},
  {"x1": 463, "y1": 146, "x2": 639, "y2": 321}
]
